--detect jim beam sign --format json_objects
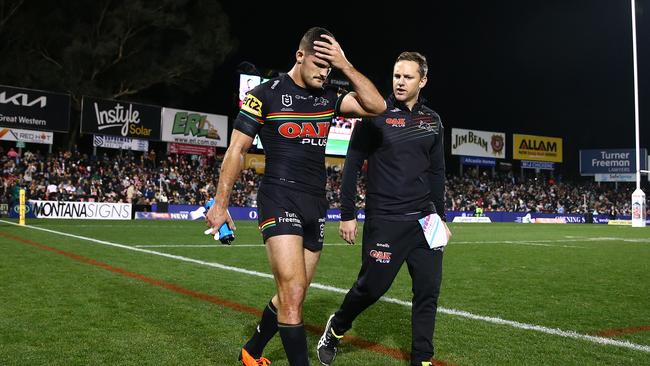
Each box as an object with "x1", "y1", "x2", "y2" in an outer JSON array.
[
  {"x1": 451, "y1": 128, "x2": 506, "y2": 158},
  {"x1": 81, "y1": 96, "x2": 161, "y2": 140}
]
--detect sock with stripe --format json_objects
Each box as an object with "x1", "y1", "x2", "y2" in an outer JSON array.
[{"x1": 243, "y1": 299, "x2": 278, "y2": 358}]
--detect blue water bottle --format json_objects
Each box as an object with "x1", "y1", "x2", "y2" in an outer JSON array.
[{"x1": 205, "y1": 198, "x2": 235, "y2": 245}]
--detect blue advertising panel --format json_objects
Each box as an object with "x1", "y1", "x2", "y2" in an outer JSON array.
[
  {"x1": 521, "y1": 160, "x2": 554, "y2": 170},
  {"x1": 580, "y1": 149, "x2": 647, "y2": 175},
  {"x1": 461, "y1": 156, "x2": 496, "y2": 167}
]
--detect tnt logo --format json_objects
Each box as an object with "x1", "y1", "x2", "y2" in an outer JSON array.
[
  {"x1": 278, "y1": 121, "x2": 330, "y2": 146},
  {"x1": 385, "y1": 118, "x2": 406, "y2": 127},
  {"x1": 369, "y1": 250, "x2": 392, "y2": 264}
]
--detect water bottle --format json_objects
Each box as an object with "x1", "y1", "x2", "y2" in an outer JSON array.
[{"x1": 204, "y1": 198, "x2": 235, "y2": 245}]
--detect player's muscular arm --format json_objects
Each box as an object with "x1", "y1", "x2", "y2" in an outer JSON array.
[
  {"x1": 206, "y1": 130, "x2": 253, "y2": 231},
  {"x1": 313, "y1": 35, "x2": 385, "y2": 117}
]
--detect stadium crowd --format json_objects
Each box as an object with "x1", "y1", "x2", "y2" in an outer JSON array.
[{"x1": 0, "y1": 147, "x2": 644, "y2": 216}]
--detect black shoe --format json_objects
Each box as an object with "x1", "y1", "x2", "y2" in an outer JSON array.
[{"x1": 317, "y1": 314, "x2": 343, "y2": 365}]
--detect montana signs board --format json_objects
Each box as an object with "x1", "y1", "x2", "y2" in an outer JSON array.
[
  {"x1": 451, "y1": 128, "x2": 506, "y2": 158},
  {"x1": 161, "y1": 107, "x2": 228, "y2": 147},
  {"x1": 81, "y1": 96, "x2": 161, "y2": 140},
  {"x1": 0, "y1": 85, "x2": 71, "y2": 132}
]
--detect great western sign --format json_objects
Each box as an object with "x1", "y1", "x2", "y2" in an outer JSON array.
[
  {"x1": 0, "y1": 85, "x2": 71, "y2": 132},
  {"x1": 81, "y1": 96, "x2": 161, "y2": 140},
  {"x1": 580, "y1": 149, "x2": 647, "y2": 175}
]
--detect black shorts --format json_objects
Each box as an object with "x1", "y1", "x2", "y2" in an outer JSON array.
[{"x1": 257, "y1": 183, "x2": 328, "y2": 252}]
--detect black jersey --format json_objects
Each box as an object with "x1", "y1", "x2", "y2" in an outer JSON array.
[
  {"x1": 340, "y1": 95, "x2": 446, "y2": 221},
  {"x1": 234, "y1": 74, "x2": 346, "y2": 196}
]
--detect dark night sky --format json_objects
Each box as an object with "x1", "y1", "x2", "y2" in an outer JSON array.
[{"x1": 196, "y1": 0, "x2": 650, "y2": 178}]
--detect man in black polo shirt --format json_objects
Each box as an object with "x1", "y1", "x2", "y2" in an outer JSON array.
[
  {"x1": 317, "y1": 52, "x2": 451, "y2": 366},
  {"x1": 206, "y1": 27, "x2": 385, "y2": 366}
]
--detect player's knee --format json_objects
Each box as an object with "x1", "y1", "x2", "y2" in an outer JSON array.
[{"x1": 277, "y1": 283, "x2": 307, "y2": 314}]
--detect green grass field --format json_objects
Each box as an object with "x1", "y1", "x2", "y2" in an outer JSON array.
[{"x1": 1, "y1": 219, "x2": 649, "y2": 365}]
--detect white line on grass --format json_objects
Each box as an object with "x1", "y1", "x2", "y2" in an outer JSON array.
[
  {"x1": 133, "y1": 243, "x2": 351, "y2": 248},
  {"x1": 2, "y1": 219, "x2": 649, "y2": 354}
]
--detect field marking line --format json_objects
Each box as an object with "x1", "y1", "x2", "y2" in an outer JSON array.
[
  {"x1": 0, "y1": 231, "x2": 457, "y2": 366},
  {"x1": 133, "y1": 243, "x2": 351, "y2": 248},
  {"x1": 2, "y1": 219, "x2": 650, "y2": 354}
]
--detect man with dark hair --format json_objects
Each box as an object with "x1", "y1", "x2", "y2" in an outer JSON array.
[
  {"x1": 317, "y1": 51, "x2": 451, "y2": 366},
  {"x1": 206, "y1": 26, "x2": 385, "y2": 366}
]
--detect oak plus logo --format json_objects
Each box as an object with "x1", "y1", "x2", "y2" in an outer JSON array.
[
  {"x1": 369, "y1": 249, "x2": 392, "y2": 264},
  {"x1": 278, "y1": 121, "x2": 330, "y2": 147},
  {"x1": 93, "y1": 102, "x2": 152, "y2": 137},
  {"x1": 0, "y1": 91, "x2": 47, "y2": 108}
]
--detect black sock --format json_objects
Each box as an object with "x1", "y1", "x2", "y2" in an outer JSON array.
[
  {"x1": 278, "y1": 322, "x2": 309, "y2": 366},
  {"x1": 244, "y1": 300, "x2": 278, "y2": 358}
]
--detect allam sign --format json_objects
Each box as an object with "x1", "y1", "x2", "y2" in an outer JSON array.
[{"x1": 81, "y1": 96, "x2": 161, "y2": 140}]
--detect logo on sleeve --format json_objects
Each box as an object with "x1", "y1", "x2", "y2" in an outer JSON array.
[{"x1": 242, "y1": 94, "x2": 263, "y2": 117}]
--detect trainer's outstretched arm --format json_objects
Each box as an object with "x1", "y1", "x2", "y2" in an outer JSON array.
[{"x1": 206, "y1": 130, "x2": 254, "y2": 231}]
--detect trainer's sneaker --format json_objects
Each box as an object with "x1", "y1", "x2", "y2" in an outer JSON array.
[
  {"x1": 317, "y1": 314, "x2": 344, "y2": 365},
  {"x1": 420, "y1": 362, "x2": 433, "y2": 366},
  {"x1": 239, "y1": 348, "x2": 271, "y2": 366}
]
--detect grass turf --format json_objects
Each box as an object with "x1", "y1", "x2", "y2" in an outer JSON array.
[{"x1": 1, "y1": 219, "x2": 649, "y2": 365}]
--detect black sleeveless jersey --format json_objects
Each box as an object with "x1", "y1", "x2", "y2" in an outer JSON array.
[{"x1": 234, "y1": 74, "x2": 346, "y2": 195}]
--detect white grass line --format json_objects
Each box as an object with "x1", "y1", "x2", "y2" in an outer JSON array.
[
  {"x1": 2, "y1": 219, "x2": 650, "y2": 354},
  {"x1": 133, "y1": 243, "x2": 351, "y2": 248},
  {"x1": 449, "y1": 239, "x2": 587, "y2": 248}
]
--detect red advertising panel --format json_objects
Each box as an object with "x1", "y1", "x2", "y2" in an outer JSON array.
[{"x1": 167, "y1": 142, "x2": 215, "y2": 156}]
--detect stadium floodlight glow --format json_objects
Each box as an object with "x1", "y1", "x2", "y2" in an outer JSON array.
[{"x1": 630, "y1": 0, "x2": 646, "y2": 227}]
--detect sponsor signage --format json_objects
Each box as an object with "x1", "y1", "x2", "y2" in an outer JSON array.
[
  {"x1": 451, "y1": 128, "x2": 506, "y2": 158},
  {"x1": 513, "y1": 134, "x2": 563, "y2": 162},
  {"x1": 579, "y1": 149, "x2": 646, "y2": 175},
  {"x1": 0, "y1": 127, "x2": 53, "y2": 144},
  {"x1": 93, "y1": 135, "x2": 149, "y2": 152},
  {"x1": 594, "y1": 173, "x2": 636, "y2": 182},
  {"x1": 452, "y1": 216, "x2": 493, "y2": 223},
  {"x1": 0, "y1": 85, "x2": 71, "y2": 132},
  {"x1": 244, "y1": 153, "x2": 266, "y2": 173},
  {"x1": 161, "y1": 107, "x2": 228, "y2": 148},
  {"x1": 0, "y1": 203, "x2": 8, "y2": 217},
  {"x1": 461, "y1": 156, "x2": 496, "y2": 167},
  {"x1": 167, "y1": 142, "x2": 215, "y2": 156},
  {"x1": 28, "y1": 200, "x2": 131, "y2": 220},
  {"x1": 521, "y1": 160, "x2": 555, "y2": 170},
  {"x1": 81, "y1": 96, "x2": 161, "y2": 140}
]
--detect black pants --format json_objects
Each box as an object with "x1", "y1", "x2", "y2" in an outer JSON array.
[{"x1": 333, "y1": 217, "x2": 444, "y2": 364}]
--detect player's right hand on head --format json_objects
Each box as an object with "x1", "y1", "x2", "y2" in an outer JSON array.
[{"x1": 339, "y1": 219, "x2": 357, "y2": 245}]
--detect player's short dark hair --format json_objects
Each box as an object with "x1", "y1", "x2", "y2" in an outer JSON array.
[
  {"x1": 299, "y1": 27, "x2": 334, "y2": 54},
  {"x1": 396, "y1": 51, "x2": 428, "y2": 78}
]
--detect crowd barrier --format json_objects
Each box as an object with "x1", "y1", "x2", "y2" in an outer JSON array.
[{"x1": 7, "y1": 202, "x2": 647, "y2": 224}]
